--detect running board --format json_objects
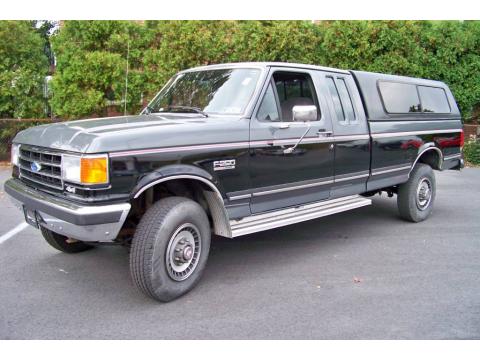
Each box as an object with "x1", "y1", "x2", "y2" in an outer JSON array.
[{"x1": 230, "y1": 195, "x2": 372, "y2": 237}]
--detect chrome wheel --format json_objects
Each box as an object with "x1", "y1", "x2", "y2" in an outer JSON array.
[
  {"x1": 416, "y1": 177, "x2": 432, "y2": 210},
  {"x1": 165, "y1": 223, "x2": 201, "y2": 281}
]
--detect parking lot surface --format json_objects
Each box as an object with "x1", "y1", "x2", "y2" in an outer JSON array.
[{"x1": 0, "y1": 166, "x2": 479, "y2": 339}]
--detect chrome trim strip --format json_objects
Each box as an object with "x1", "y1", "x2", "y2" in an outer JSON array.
[
  {"x1": 265, "y1": 137, "x2": 331, "y2": 147},
  {"x1": 110, "y1": 129, "x2": 460, "y2": 158},
  {"x1": 110, "y1": 135, "x2": 371, "y2": 158},
  {"x1": 333, "y1": 134, "x2": 370, "y2": 141},
  {"x1": 252, "y1": 179, "x2": 334, "y2": 197},
  {"x1": 410, "y1": 147, "x2": 443, "y2": 174},
  {"x1": 371, "y1": 165, "x2": 411, "y2": 176},
  {"x1": 228, "y1": 194, "x2": 252, "y2": 201},
  {"x1": 334, "y1": 173, "x2": 370, "y2": 182},
  {"x1": 230, "y1": 195, "x2": 371, "y2": 237},
  {"x1": 110, "y1": 141, "x2": 250, "y2": 157},
  {"x1": 371, "y1": 129, "x2": 461, "y2": 139},
  {"x1": 370, "y1": 119, "x2": 462, "y2": 124},
  {"x1": 133, "y1": 175, "x2": 231, "y2": 238},
  {"x1": 231, "y1": 172, "x2": 370, "y2": 200},
  {"x1": 133, "y1": 175, "x2": 223, "y2": 200},
  {"x1": 443, "y1": 153, "x2": 462, "y2": 161}
]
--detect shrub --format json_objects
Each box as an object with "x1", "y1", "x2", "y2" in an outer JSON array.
[
  {"x1": 49, "y1": 20, "x2": 480, "y2": 121},
  {"x1": 463, "y1": 139, "x2": 480, "y2": 166},
  {"x1": 0, "y1": 21, "x2": 49, "y2": 119}
]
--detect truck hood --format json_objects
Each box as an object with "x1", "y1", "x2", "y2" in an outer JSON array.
[{"x1": 13, "y1": 114, "x2": 247, "y2": 153}]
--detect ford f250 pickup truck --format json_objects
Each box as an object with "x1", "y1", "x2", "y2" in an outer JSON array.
[{"x1": 5, "y1": 62, "x2": 464, "y2": 302}]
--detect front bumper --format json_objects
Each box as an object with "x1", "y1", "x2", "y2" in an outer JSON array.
[{"x1": 4, "y1": 178, "x2": 131, "y2": 242}]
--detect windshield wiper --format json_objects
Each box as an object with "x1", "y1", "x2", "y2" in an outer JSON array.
[{"x1": 156, "y1": 105, "x2": 209, "y2": 117}]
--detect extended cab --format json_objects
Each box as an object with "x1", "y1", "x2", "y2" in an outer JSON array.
[{"x1": 5, "y1": 62, "x2": 464, "y2": 302}]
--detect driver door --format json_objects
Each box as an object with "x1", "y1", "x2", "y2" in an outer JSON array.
[{"x1": 248, "y1": 68, "x2": 335, "y2": 214}]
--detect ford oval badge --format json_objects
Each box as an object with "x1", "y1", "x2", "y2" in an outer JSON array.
[{"x1": 30, "y1": 161, "x2": 42, "y2": 173}]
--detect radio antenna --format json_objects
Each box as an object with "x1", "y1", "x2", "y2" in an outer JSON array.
[{"x1": 123, "y1": 40, "x2": 130, "y2": 116}]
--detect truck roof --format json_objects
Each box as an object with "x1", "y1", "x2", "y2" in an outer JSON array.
[
  {"x1": 180, "y1": 62, "x2": 460, "y2": 120},
  {"x1": 180, "y1": 62, "x2": 350, "y2": 75},
  {"x1": 182, "y1": 62, "x2": 449, "y2": 88}
]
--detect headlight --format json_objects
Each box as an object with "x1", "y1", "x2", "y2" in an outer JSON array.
[
  {"x1": 11, "y1": 144, "x2": 20, "y2": 166},
  {"x1": 62, "y1": 154, "x2": 109, "y2": 185}
]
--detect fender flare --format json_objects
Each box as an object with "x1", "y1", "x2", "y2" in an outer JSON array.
[
  {"x1": 410, "y1": 144, "x2": 443, "y2": 175},
  {"x1": 131, "y1": 165, "x2": 232, "y2": 238}
]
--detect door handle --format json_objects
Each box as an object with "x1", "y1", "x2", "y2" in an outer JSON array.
[
  {"x1": 317, "y1": 129, "x2": 333, "y2": 137},
  {"x1": 270, "y1": 123, "x2": 290, "y2": 130}
]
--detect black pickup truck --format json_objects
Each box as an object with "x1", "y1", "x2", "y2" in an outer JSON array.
[{"x1": 5, "y1": 62, "x2": 464, "y2": 302}]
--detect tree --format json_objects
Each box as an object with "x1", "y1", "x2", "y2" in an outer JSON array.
[
  {"x1": 0, "y1": 21, "x2": 49, "y2": 118},
  {"x1": 50, "y1": 20, "x2": 146, "y2": 118},
  {"x1": 49, "y1": 20, "x2": 480, "y2": 121},
  {"x1": 34, "y1": 20, "x2": 58, "y2": 69}
]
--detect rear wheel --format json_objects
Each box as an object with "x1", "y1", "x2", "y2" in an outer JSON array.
[
  {"x1": 397, "y1": 163, "x2": 436, "y2": 222},
  {"x1": 129, "y1": 197, "x2": 211, "y2": 302},
  {"x1": 40, "y1": 227, "x2": 93, "y2": 253}
]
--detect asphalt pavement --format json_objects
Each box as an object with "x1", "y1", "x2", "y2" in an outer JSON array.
[{"x1": 0, "y1": 166, "x2": 479, "y2": 339}]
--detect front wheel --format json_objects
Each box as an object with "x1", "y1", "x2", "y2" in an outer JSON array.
[
  {"x1": 397, "y1": 163, "x2": 436, "y2": 222},
  {"x1": 129, "y1": 197, "x2": 211, "y2": 302}
]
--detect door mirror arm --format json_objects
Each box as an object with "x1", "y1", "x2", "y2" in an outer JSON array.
[{"x1": 283, "y1": 122, "x2": 311, "y2": 154}]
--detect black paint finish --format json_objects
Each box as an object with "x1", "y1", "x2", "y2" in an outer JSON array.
[{"x1": 11, "y1": 62, "x2": 464, "y2": 223}]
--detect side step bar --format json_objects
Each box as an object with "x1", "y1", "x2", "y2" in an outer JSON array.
[{"x1": 230, "y1": 195, "x2": 372, "y2": 237}]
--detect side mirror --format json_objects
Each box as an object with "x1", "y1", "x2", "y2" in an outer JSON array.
[{"x1": 292, "y1": 105, "x2": 317, "y2": 122}]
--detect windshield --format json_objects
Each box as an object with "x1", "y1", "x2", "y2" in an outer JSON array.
[{"x1": 147, "y1": 68, "x2": 261, "y2": 115}]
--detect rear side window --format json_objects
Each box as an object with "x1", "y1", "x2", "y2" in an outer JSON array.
[
  {"x1": 418, "y1": 86, "x2": 451, "y2": 113},
  {"x1": 326, "y1": 77, "x2": 344, "y2": 122},
  {"x1": 336, "y1": 78, "x2": 356, "y2": 123},
  {"x1": 378, "y1": 81, "x2": 421, "y2": 113},
  {"x1": 326, "y1": 76, "x2": 356, "y2": 124}
]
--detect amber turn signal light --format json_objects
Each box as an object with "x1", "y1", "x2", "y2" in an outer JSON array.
[{"x1": 80, "y1": 157, "x2": 108, "y2": 184}]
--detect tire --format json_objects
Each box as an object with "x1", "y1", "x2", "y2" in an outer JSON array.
[
  {"x1": 130, "y1": 197, "x2": 211, "y2": 302},
  {"x1": 40, "y1": 227, "x2": 93, "y2": 253},
  {"x1": 397, "y1": 163, "x2": 436, "y2": 222}
]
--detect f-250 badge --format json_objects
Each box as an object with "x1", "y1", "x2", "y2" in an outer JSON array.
[{"x1": 213, "y1": 159, "x2": 236, "y2": 171}]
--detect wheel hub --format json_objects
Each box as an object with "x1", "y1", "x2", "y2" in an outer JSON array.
[
  {"x1": 416, "y1": 177, "x2": 432, "y2": 210},
  {"x1": 166, "y1": 224, "x2": 201, "y2": 281},
  {"x1": 182, "y1": 246, "x2": 193, "y2": 261}
]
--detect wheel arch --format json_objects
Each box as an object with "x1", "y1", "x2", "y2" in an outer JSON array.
[
  {"x1": 410, "y1": 145, "x2": 443, "y2": 174},
  {"x1": 131, "y1": 167, "x2": 232, "y2": 238}
]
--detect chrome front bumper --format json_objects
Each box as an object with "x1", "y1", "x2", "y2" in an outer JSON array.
[{"x1": 4, "y1": 178, "x2": 131, "y2": 243}]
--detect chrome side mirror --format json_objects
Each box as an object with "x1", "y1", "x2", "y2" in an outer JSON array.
[{"x1": 292, "y1": 105, "x2": 317, "y2": 122}]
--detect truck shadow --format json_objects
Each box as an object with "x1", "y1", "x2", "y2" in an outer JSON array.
[
  {"x1": 32, "y1": 195, "x2": 401, "y2": 305},
  {"x1": 203, "y1": 195, "x2": 400, "y2": 281}
]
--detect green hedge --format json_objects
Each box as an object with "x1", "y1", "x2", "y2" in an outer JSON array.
[
  {"x1": 0, "y1": 119, "x2": 53, "y2": 161},
  {"x1": 0, "y1": 21, "x2": 49, "y2": 119},
  {"x1": 464, "y1": 140, "x2": 480, "y2": 165},
  {"x1": 48, "y1": 20, "x2": 480, "y2": 121},
  {"x1": 2, "y1": 21, "x2": 480, "y2": 121}
]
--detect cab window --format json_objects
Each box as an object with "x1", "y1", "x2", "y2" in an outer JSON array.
[
  {"x1": 326, "y1": 76, "x2": 357, "y2": 125},
  {"x1": 273, "y1": 72, "x2": 319, "y2": 122},
  {"x1": 257, "y1": 82, "x2": 280, "y2": 122}
]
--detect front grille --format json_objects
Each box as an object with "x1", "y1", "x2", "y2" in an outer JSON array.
[{"x1": 18, "y1": 146, "x2": 63, "y2": 192}]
